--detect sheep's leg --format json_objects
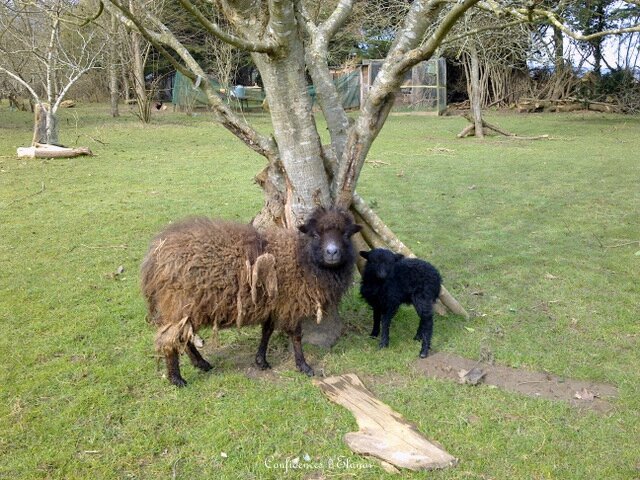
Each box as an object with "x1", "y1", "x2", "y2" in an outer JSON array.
[
  {"x1": 414, "y1": 299, "x2": 434, "y2": 358},
  {"x1": 379, "y1": 305, "x2": 399, "y2": 350},
  {"x1": 186, "y1": 341, "x2": 212, "y2": 372},
  {"x1": 414, "y1": 313, "x2": 426, "y2": 341},
  {"x1": 289, "y1": 323, "x2": 314, "y2": 376},
  {"x1": 370, "y1": 308, "x2": 381, "y2": 338},
  {"x1": 255, "y1": 318, "x2": 275, "y2": 370},
  {"x1": 165, "y1": 350, "x2": 187, "y2": 388}
]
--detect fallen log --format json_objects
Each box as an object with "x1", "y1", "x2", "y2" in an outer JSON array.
[
  {"x1": 314, "y1": 373, "x2": 457, "y2": 471},
  {"x1": 17, "y1": 143, "x2": 93, "y2": 159}
]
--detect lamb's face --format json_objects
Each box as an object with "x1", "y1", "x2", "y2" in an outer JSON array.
[
  {"x1": 360, "y1": 248, "x2": 404, "y2": 279},
  {"x1": 299, "y1": 208, "x2": 362, "y2": 268}
]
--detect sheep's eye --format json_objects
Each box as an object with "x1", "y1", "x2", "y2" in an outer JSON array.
[{"x1": 313, "y1": 233, "x2": 321, "y2": 240}]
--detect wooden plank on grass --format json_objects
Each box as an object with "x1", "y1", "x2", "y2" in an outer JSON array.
[{"x1": 313, "y1": 373, "x2": 457, "y2": 471}]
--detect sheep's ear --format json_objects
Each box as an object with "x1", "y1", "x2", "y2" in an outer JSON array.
[
  {"x1": 346, "y1": 223, "x2": 363, "y2": 237},
  {"x1": 299, "y1": 218, "x2": 317, "y2": 235},
  {"x1": 395, "y1": 253, "x2": 405, "y2": 261},
  {"x1": 359, "y1": 251, "x2": 370, "y2": 259}
]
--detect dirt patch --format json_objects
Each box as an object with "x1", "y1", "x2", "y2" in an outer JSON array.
[
  {"x1": 415, "y1": 352, "x2": 618, "y2": 413},
  {"x1": 203, "y1": 343, "x2": 282, "y2": 381}
]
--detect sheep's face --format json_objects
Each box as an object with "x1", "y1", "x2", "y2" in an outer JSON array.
[
  {"x1": 360, "y1": 248, "x2": 404, "y2": 279},
  {"x1": 299, "y1": 208, "x2": 362, "y2": 268}
]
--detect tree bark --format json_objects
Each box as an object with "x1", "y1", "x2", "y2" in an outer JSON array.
[
  {"x1": 32, "y1": 103, "x2": 59, "y2": 146},
  {"x1": 252, "y1": 48, "x2": 331, "y2": 225},
  {"x1": 129, "y1": 0, "x2": 148, "y2": 121},
  {"x1": 553, "y1": 25, "x2": 564, "y2": 73},
  {"x1": 109, "y1": 14, "x2": 120, "y2": 118},
  {"x1": 468, "y1": 45, "x2": 484, "y2": 139}
]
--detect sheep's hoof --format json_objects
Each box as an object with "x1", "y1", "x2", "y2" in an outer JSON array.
[
  {"x1": 419, "y1": 350, "x2": 430, "y2": 358},
  {"x1": 298, "y1": 364, "x2": 314, "y2": 377},
  {"x1": 195, "y1": 360, "x2": 213, "y2": 372},
  {"x1": 413, "y1": 333, "x2": 421, "y2": 341},
  {"x1": 370, "y1": 331, "x2": 380, "y2": 338},
  {"x1": 170, "y1": 376, "x2": 187, "y2": 388},
  {"x1": 378, "y1": 341, "x2": 389, "y2": 349},
  {"x1": 255, "y1": 358, "x2": 272, "y2": 370}
]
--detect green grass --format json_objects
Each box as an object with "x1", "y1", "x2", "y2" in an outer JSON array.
[{"x1": 1, "y1": 103, "x2": 639, "y2": 479}]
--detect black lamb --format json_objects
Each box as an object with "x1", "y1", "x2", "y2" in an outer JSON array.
[{"x1": 359, "y1": 248, "x2": 442, "y2": 358}]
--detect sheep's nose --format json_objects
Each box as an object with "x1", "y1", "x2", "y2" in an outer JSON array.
[{"x1": 325, "y1": 243, "x2": 340, "y2": 263}]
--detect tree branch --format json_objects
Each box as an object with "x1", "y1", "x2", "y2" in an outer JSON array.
[
  {"x1": 296, "y1": 1, "x2": 354, "y2": 165},
  {"x1": 483, "y1": 1, "x2": 640, "y2": 42},
  {"x1": 266, "y1": 0, "x2": 297, "y2": 49},
  {"x1": 0, "y1": 67, "x2": 40, "y2": 102},
  {"x1": 177, "y1": 0, "x2": 279, "y2": 53},
  {"x1": 322, "y1": 0, "x2": 356, "y2": 40},
  {"x1": 440, "y1": 18, "x2": 526, "y2": 46},
  {"x1": 398, "y1": 0, "x2": 481, "y2": 71},
  {"x1": 105, "y1": 0, "x2": 278, "y2": 161},
  {"x1": 334, "y1": 0, "x2": 479, "y2": 207}
]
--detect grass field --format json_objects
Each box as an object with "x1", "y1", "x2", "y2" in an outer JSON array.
[{"x1": 1, "y1": 103, "x2": 639, "y2": 479}]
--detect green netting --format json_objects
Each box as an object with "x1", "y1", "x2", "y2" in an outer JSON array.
[
  {"x1": 334, "y1": 70, "x2": 360, "y2": 110},
  {"x1": 172, "y1": 70, "x2": 360, "y2": 110}
]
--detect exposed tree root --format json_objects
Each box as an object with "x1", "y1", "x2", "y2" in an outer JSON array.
[{"x1": 457, "y1": 113, "x2": 549, "y2": 140}]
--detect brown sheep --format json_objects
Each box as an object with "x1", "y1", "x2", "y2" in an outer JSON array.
[{"x1": 141, "y1": 207, "x2": 362, "y2": 387}]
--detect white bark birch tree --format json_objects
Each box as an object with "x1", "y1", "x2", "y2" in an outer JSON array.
[{"x1": 0, "y1": 0, "x2": 105, "y2": 145}]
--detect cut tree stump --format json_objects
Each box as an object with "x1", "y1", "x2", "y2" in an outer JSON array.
[
  {"x1": 17, "y1": 143, "x2": 93, "y2": 159},
  {"x1": 313, "y1": 373, "x2": 457, "y2": 471}
]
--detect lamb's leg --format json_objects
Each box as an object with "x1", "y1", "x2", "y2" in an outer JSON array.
[
  {"x1": 186, "y1": 341, "x2": 212, "y2": 372},
  {"x1": 414, "y1": 299, "x2": 435, "y2": 358},
  {"x1": 414, "y1": 314, "x2": 426, "y2": 341},
  {"x1": 255, "y1": 317, "x2": 275, "y2": 370},
  {"x1": 379, "y1": 305, "x2": 399, "y2": 350},
  {"x1": 165, "y1": 349, "x2": 187, "y2": 387},
  {"x1": 370, "y1": 308, "x2": 381, "y2": 338},
  {"x1": 289, "y1": 323, "x2": 314, "y2": 376}
]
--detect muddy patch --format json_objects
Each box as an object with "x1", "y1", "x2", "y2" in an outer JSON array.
[{"x1": 415, "y1": 352, "x2": 618, "y2": 413}]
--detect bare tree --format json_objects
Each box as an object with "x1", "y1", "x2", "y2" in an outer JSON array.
[
  {"x1": 444, "y1": 10, "x2": 532, "y2": 137},
  {"x1": 101, "y1": 0, "x2": 640, "y2": 344},
  {"x1": 0, "y1": 0, "x2": 104, "y2": 145}
]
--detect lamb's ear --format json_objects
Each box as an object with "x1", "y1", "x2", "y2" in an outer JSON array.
[
  {"x1": 299, "y1": 218, "x2": 317, "y2": 235},
  {"x1": 359, "y1": 251, "x2": 370, "y2": 259},
  {"x1": 395, "y1": 253, "x2": 405, "y2": 261},
  {"x1": 346, "y1": 223, "x2": 363, "y2": 237}
]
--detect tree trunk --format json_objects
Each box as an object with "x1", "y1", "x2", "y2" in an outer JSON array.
[
  {"x1": 120, "y1": 54, "x2": 132, "y2": 104},
  {"x1": 32, "y1": 103, "x2": 59, "y2": 145},
  {"x1": 250, "y1": 41, "x2": 340, "y2": 343},
  {"x1": 553, "y1": 25, "x2": 564, "y2": 73},
  {"x1": 130, "y1": 0, "x2": 148, "y2": 121},
  {"x1": 468, "y1": 46, "x2": 484, "y2": 139},
  {"x1": 252, "y1": 49, "x2": 331, "y2": 225},
  {"x1": 109, "y1": 15, "x2": 120, "y2": 118}
]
